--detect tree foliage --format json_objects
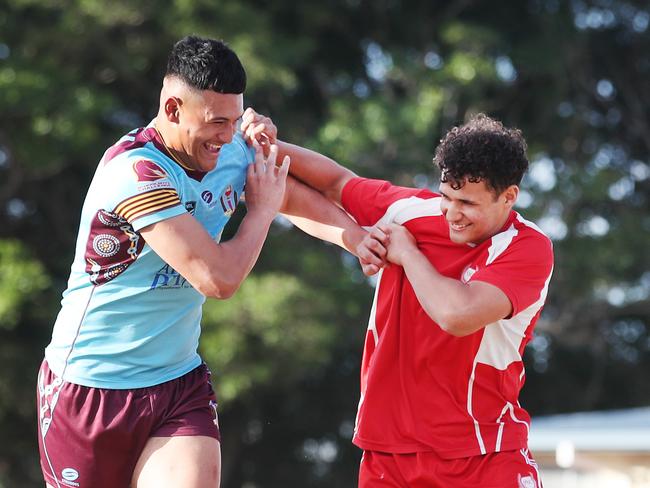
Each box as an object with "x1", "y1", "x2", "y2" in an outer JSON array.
[{"x1": 1, "y1": 0, "x2": 649, "y2": 486}]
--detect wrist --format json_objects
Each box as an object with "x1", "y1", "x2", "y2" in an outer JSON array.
[
  {"x1": 246, "y1": 206, "x2": 277, "y2": 224},
  {"x1": 397, "y1": 246, "x2": 420, "y2": 266},
  {"x1": 345, "y1": 227, "x2": 367, "y2": 256}
]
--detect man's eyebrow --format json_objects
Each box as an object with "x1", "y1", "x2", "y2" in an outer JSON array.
[
  {"x1": 439, "y1": 190, "x2": 477, "y2": 205},
  {"x1": 206, "y1": 112, "x2": 244, "y2": 123}
]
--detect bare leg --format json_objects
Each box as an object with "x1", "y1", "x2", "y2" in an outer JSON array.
[{"x1": 131, "y1": 436, "x2": 220, "y2": 488}]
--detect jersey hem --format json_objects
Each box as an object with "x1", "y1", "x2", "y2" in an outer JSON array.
[
  {"x1": 43, "y1": 355, "x2": 202, "y2": 390},
  {"x1": 353, "y1": 434, "x2": 529, "y2": 459}
]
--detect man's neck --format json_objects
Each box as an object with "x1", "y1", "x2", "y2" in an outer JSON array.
[{"x1": 153, "y1": 117, "x2": 195, "y2": 171}]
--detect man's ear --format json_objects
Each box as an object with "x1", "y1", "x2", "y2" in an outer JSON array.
[
  {"x1": 163, "y1": 96, "x2": 182, "y2": 123},
  {"x1": 503, "y1": 185, "x2": 519, "y2": 208}
]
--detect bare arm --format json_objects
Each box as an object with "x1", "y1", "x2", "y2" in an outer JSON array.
[
  {"x1": 277, "y1": 141, "x2": 356, "y2": 205},
  {"x1": 277, "y1": 141, "x2": 389, "y2": 270},
  {"x1": 141, "y1": 144, "x2": 289, "y2": 300},
  {"x1": 241, "y1": 111, "x2": 383, "y2": 265},
  {"x1": 377, "y1": 224, "x2": 512, "y2": 336},
  {"x1": 241, "y1": 109, "x2": 355, "y2": 203},
  {"x1": 280, "y1": 176, "x2": 366, "y2": 255}
]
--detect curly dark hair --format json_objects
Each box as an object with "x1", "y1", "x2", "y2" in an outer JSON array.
[
  {"x1": 165, "y1": 35, "x2": 246, "y2": 94},
  {"x1": 434, "y1": 114, "x2": 528, "y2": 196}
]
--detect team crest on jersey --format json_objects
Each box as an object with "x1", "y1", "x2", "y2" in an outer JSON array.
[
  {"x1": 518, "y1": 474, "x2": 537, "y2": 488},
  {"x1": 133, "y1": 159, "x2": 167, "y2": 182},
  {"x1": 461, "y1": 265, "x2": 477, "y2": 283},
  {"x1": 185, "y1": 201, "x2": 197, "y2": 215},
  {"x1": 220, "y1": 185, "x2": 238, "y2": 216}
]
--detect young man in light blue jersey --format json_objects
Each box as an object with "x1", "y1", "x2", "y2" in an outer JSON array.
[{"x1": 37, "y1": 35, "x2": 366, "y2": 488}]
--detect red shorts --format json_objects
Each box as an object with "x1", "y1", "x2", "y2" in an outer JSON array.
[
  {"x1": 37, "y1": 360, "x2": 220, "y2": 488},
  {"x1": 359, "y1": 448, "x2": 542, "y2": 488}
]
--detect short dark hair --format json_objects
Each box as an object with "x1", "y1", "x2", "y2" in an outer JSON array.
[
  {"x1": 165, "y1": 35, "x2": 246, "y2": 94},
  {"x1": 434, "y1": 114, "x2": 528, "y2": 195}
]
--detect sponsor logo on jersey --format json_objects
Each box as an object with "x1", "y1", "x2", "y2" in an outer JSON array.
[
  {"x1": 133, "y1": 159, "x2": 168, "y2": 182},
  {"x1": 220, "y1": 185, "x2": 238, "y2": 216},
  {"x1": 150, "y1": 263, "x2": 192, "y2": 290},
  {"x1": 201, "y1": 190, "x2": 214, "y2": 204},
  {"x1": 518, "y1": 474, "x2": 537, "y2": 488},
  {"x1": 185, "y1": 201, "x2": 197, "y2": 215},
  {"x1": 137, "y1": 180, "x2": 173, "y2": 192},
  {"x1": 61, "y1": 467, "x2": 81, "y2": 486},
  {"x1": 61, "y1": 468, "x2": 79, "y2": 481}
]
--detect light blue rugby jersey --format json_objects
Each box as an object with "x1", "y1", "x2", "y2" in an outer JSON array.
[{"x1": 45, "y1": 123, "x2": 254, "y2": 388}]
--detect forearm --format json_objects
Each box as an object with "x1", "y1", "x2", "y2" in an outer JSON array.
[
  {"x1": 399, "y1": 250, "x2": 484, "y2": 336},
  {"x1": 377, "y1": 223, "x2": 512, "y2": 333},
  {"x1": 215, "y1": 209, "x2": 275, "y2": 295},
  {"x1": 277, "y1": 141, "x2": 356, "y2": 204},
  {"x1": 281, "y1": 178, "x2": 365, "y2": 254},
  {"x1": 140, "y1": 211, "x2": 275, "y2": 300}
]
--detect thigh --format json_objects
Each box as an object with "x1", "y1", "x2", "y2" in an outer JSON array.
[{"x1": 132, "y1": 435, "x2": 221, "y2": 488}]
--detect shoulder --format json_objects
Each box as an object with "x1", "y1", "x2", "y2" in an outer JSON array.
[
  {"x1": 344, "y1": 177, "x2": 437, "y2": 202},
  {"x1": 217, "y1": 133, "x2": 255, "y2": 167},
  {"x1": 512, "y1": 213, "x2": 553, "y2": 255},
  {"x1": 342, "y1": 177, "x2": 441, "y2": 226},
  {"x1": 486, "y1": 213, "x2": 554, "y2": 275},
  {"x1": 94, "y1": 143, "x2": 182, "y2": 211},
  {"x1": 101, "y1": 138, "x2": 179, "y2": 183}
]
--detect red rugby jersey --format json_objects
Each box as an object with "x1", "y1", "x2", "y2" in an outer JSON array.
[{"x1": 342, "y1": 178, "x2": 554, "y2": 459}]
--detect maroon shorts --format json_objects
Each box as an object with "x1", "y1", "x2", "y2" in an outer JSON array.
[
  {"x1": 37, "y1": 360, "x2": 220, "y2": 488},
  {"x1": 359, "y1": 448, "x2": 542, "y2": 488}
]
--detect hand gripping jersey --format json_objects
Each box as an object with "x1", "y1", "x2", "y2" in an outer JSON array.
[
  {"x1": 45, "y1": 123, "x2": 253, "y2": 389},
  {"x1": 342, "y1": 178, "x2": 554, "y2": 459}
]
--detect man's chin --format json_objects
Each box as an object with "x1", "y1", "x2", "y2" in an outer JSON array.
[
  {"x1": 200, "y1": 157, "x2": 218, "y2": 172},
  {"x1": 449, "y1": 231, "x2": 470, "y2": 245}
]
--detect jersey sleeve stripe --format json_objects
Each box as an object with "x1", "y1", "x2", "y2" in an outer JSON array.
[
  {"x1": 117, "y1": 192, "x2": 179, "y2": 217},
  {"x1": 375, "y1": 196, "x2": 443, "y2": 226},
  {"x1": 114, "y1": 189, "x2": 181, "y2": 223},
  {"x1": 115, "y1": 189, "x2": 178, "y2": 213},
  {"x1": 123, "y1": 200, "x2": 183, "y2": 223},
  {"x1": 121, "y1": 197, "x2": 182, "y2": 223},
  {"x1": 120, "y1": 195, "x2": 181, "y2": 221}
]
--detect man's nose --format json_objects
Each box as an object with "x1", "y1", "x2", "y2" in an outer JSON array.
[
  {"x1": 221, "y1": 122, "x2": 236, "y2": 144},
  {"x1": 444, "y1": 202, "x2": 462, "y2": 221}
]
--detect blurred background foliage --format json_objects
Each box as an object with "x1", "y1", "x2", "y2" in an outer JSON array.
[{"x1": 1, "y1": 0, "x2": 649, "y2": 486}]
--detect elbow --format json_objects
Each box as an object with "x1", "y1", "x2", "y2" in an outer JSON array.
[
  {"x1": 323, "y1": 186, "x2": 343, "y2": 204},
  {"x1": 434, "y1": 311, "x2": 477, "y2": 337},
  {"x1": 438, "y1": 322, "x2": 471, "y2": 337},
  {"x1": 196, "y1": 274, "x2": 241, "y2": 300},
  {"x1": 209, "y1": 285, "x2": 238, "y2": 300}
]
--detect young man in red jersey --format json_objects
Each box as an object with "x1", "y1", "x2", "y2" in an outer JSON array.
[{"x1": 280, "y1": 114, "x2": 553, "y2": 488}]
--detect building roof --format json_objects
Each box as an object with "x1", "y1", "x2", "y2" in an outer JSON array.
[{"x1": 529, "y1": 406, "x2": 650, "y2": 451}]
